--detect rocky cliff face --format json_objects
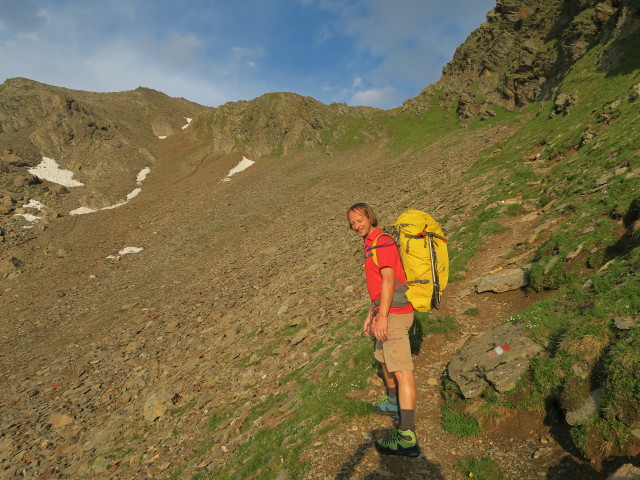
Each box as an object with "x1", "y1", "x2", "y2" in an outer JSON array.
[{"x1": 403, "y1": 0, "x2": 640, "y2": 119}]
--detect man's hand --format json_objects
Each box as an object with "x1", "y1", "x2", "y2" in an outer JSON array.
[{"x1": 373, "y1": 313, "x2": 388, "y2": 341}]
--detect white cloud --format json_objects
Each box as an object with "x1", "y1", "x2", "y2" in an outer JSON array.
[
  {"x1": 0, "y1": 3, "x2": 270, "y2": 106},
  {"x1": 316, "y1": 0, "x2": 494, "y2": 107},
  {"x1": 232, "y1": 46, "x2": 265, "y2": 59},
  {"x1": 36, "y1": 8, "x2": 52, "y2": 25},
  {"x1": 350, "y1": 86, "x2": 400, "y2": 109},
  {"x1": 16, "y1": 31, "x2": 40, "y2": 43},
  {"x1": 314, "y1": 23, "x2": 333, "y2": 45},
  {"x1": 164, "y1": 33, "x2": 202, "y2": 62}
]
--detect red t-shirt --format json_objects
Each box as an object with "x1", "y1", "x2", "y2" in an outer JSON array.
[{"x1": 363, "y1": 228, "x2": 414, "y2": 314}]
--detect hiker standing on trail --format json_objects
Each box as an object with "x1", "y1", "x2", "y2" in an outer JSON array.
[{"x1": 347, "y1": 203, "x2": 419, "y2": 457}]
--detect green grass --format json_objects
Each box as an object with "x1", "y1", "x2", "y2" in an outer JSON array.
[
  {"x1": 448, "y1": 207, "x2": 510, "y2": 278},
  {"x1": 169, "y1": 399, "x2": 196, "y2": 417},
  {"x1": 440, "y1": 377, "x2": 482, "y2": 437},
  {"x1": 338, "y1": 399, "x2": 375, "y2": 419},
  {"x1": 320, "y1": 113, "x2": 385, "y2": 152},
  {"x1": 161, "y1": 316, "x2": 375, "y2": 480},
  {"x1": 502, "y1": 203, "x2": 526, "y2": 216},
  {"x1": 498, "y1": 247, "x2": 639, "y2": 453},
  {"x1": 411, "y1": 312, "x2": 457, "y2": 354},
  {"x1": 457, "y1": 457, "x2": 504, "y2": 480},
  {"x1": 384, "y1": 93, "x2": 460, "y2": 154},
  {"x1": 208, "y1": 414, "x2": 225, "y2": 432},
  {"x1": 441, "y1": 402, "x2": 482, "y2": 438},
  {"x1": 415, "y1": 312, "x2": 457, "y2": 335},
  {"x1": 309, "y1": 340, "x2": 324, "y2": 353}
]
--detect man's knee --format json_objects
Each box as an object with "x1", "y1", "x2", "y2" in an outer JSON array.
[{"x1": 393, "y1": 370, "x2": 415, "y2": 383}]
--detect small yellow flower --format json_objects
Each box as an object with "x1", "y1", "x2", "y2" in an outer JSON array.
[{"x1": 469, "y1": 473, "x2": 473, "y2": 478}]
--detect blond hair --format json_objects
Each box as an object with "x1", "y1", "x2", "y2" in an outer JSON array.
[{"x1": 347, "y1": 203, "x2": 378, "y2": 229}]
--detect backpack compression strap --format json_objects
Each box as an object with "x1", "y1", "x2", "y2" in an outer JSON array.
[{"x1": 402, "y1": 231, "x2": 447, "y2": 253}]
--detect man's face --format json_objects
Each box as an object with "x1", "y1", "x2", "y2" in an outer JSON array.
[{"x1": 348, "y1": 209, "x2": 373, "y2": 239}]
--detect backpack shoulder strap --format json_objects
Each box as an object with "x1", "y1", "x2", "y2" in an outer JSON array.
[{"x1": 364, "y1": 233, "x2": 396, "y2": 266}]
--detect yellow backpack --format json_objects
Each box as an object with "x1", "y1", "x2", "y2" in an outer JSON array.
[{"x1": 369, "y1": 210, "x2": 449, "y2": 312}]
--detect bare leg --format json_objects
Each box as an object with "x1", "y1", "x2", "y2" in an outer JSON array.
[
  {"x1": 380, "y1": 362, "x2": 396, "y2": 389},
  {"x1": 393, "y1": 370, "x2": 416, "y2": 410}
]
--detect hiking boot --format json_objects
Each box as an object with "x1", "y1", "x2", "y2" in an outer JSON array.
[
  {"x1": 375, "y1": 428, "x2": 420, "y2": 457},
  {"x1": 373, "y1": 396, "x2": 399, "y2": 418}
]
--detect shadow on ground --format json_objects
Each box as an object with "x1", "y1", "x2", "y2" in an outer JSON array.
[
  {"x1": 544, "y1": 402, "x2": 608, "y2": 480},
  {"x1": 334, "y1": 428, "x2": 445, "y2": 480},
  {"x1": 545, "y1": 455, "x2": 607, "y2": 480}
]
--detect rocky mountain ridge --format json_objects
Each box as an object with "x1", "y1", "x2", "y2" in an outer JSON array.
[{"x1": 189, "y1": 92, "x2": 385, "y2": 158}]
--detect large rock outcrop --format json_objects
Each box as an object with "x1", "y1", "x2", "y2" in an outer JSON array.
[
  {"x1": 448, "y1": 323, "x2": 543, "y2": 398},
  {"x1": 403, "y1": 0, "x2": 640, "y2": 118}
]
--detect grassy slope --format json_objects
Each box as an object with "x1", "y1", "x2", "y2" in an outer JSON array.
[{"x1": 440, "y1": 35, "x2": 640, "y2": 464}]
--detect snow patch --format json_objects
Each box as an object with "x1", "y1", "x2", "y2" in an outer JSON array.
[
  {"x1": 14, "y1": 213, "x2": 41, "y2": 227},
  {"x1": 107, "y1": 246, "x2": 144, "y2": 259},
  {"x1": 24, "y1": 199, "x2": 45, "y2": 210},
  {"x1": 136, "y1": 167, "x2": 151, "y2": 184},
  {"x1": 100, "y1": 202, "x2": 126, "y2": 211},
  {"x1": 14, "y1": 198, "x2": 46, "y2": 226},
  {"x1": 158, "y1": 135, "x2": 167, "y2": 140},
  {"x1": 69, "y1": 167, "x2": 151, "y2": 215},
  {"x1": 222, "y1": 156, "x2": 255, "y2": 182},
  {"x1": 181, "y1": 117, "x2": 192, "y2": 130},
  {"x1": 70, "y1": 207, "x2": 96, "y2": 215},
  {"x1": 127, "y1": 188, "x2": 142, "y2": 201},
  {"x1": 28, "y1": 157, "x2": 84, "y2": 187}
]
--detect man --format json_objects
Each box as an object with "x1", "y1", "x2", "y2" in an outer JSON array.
[{"x1": 347, "y1": 203, "x2": 419, "y2": 457}]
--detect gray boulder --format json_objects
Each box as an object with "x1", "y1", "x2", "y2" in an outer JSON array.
[
  {"x1": 475, "y1": 268, "x2": 528, "y2": 294},
  {"x1": 448, "y1": 323, "x2": 542, "y2": 398},
  {"x1": 606, "y1": 464, "x2": 640, "y2": 480},
  {"x1": 614, "y1": 317, "x2": 638, "y2": 330},
  {"x1": 566, "y1": 388, "x2": 605, "y2": 426}
]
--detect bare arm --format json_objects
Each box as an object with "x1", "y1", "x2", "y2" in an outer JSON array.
[{"x1": 373, "y1": 267, "x2": 395, "y2": 341}]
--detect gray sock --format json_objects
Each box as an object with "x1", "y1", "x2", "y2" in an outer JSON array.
[
  {"x1": 399, "y1": 409, "x2": 415, "y2": 431},
  {"x1": 387, "y1": 387, "x2": 398, "y2": 403}
]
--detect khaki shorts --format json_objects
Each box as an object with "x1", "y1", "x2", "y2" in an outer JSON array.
[{"x1": 374, "y1": 312, "x2": 414, "y2": 372}]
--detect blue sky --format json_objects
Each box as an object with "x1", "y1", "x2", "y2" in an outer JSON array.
[{"x1": 0, "y1": 0, "x2": 495, "y2": 109}]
